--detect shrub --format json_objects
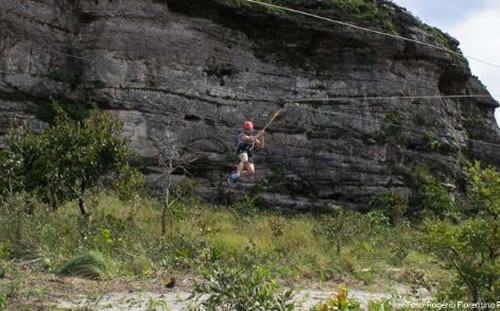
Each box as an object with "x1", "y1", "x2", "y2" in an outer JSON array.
[
  {"x1": 309, "y1": 286, "x2": 361, "y2": 311},
  {"x1": 312, "y1": 208, "x2": 366, "y2": 254},
  {"x1": 465, "y1": 160, "x2": 500, "y2": 217},
  {"x1": 424, "y1": 130, "x2": 442, "y2": 151},
  {"x1": 421, "y1": 161, "x2": 500, "y2": 303},
  {"x1": 369, "y1": 191, "x2": 408, "y2": 224},
  {"x1": 418, "y1": 180, "x2": 455, "y2": 217},
  {"x1": 412, "y1": 166, "x2": 455, "y2": 218},
  {"x1": 422, "y1": 218, "x2": 500, "y2": 304},
  {"x1": 190, "y1": 263, "x2": 297, "y2": 311},
  {"x1": 57, "y1": 251, "x2": 108, "y2": 280},
  {"x1": 383, "y1": 112, "x2": 408, "y2": 144},
  {"x1": 0, "y1": 103, "x2": 143, "y2": 216}
]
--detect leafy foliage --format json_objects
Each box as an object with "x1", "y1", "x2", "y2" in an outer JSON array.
[
  {"x1": 418, "y1": 180, "x2": 455, "y2": 217},
  {"x1": 423, "y1": 218, "x2": 500, "y2": 303},
  {"x1": 115, "y1": 164, "x2": 145, "y2": 202},
  {"x1": 411, "y1": 166, "x2": 455, "y2": 218},
  {"x1": 465, "y1": 161, "x2": 500, "y2": 217},
  {"x1": 422, "y1": 161, "x2": 500, "y2": 303},
  {"x1": 190, "y1": 263, "x2": 296, "y2": 311},
  {"x1": 424, "y1": 130, "x2": 442, "y2": 151},
  {"x1": 36, "y1": 99, "x2": 89, "y2": 124},
  {"x1": 313, "y1": 208, "x2": 366, "y2": 254},
  {"x1": 383, "y1": 112, "x2": 408, "y2": 144},
  {"x1": 369, "y1": 191, "x2": 408, "y2": 224},
  {"x1": 0, "y1": 103, "x2": 142, "y2": 215},
  {"x1": 309, "y1": 286, "x2": 361, "y2": 311},
  {"x1": 221, "y1": 0, "x2": 397, "y2": 31}
]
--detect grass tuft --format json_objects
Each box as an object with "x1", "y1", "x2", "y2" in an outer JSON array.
[{"x1": 57, "y1": 251, "x2": 108, "y2": 280}]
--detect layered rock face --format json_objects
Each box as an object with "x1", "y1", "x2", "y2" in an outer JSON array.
[{"x1": 1, "y1": 0, "x2": 499, "y2": 210}]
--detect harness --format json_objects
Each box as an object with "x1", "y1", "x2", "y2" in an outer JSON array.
[{"x1": 236, "y1": 132, "x2": 255, "y2": 158}]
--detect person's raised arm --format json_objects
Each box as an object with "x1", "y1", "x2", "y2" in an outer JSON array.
[
  {"x1": 256, "y1": 134, "x2": 265, "y2": 149},
  {"x1": 242, "y1": 130, "x2": 265, "y2": 144}
]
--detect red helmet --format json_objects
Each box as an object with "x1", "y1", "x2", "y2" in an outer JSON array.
[{"x1": 242, "y1": 121, "x2": 253, "y2": 130}]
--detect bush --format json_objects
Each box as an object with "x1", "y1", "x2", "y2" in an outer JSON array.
[
  {"x1": 57, "y1": 251, "x2": 108, "y2": 280},
  {"x1": 383, "y1": 112, "x2": 408, "y2": 144},
  {"x1": 421, "y1": 161, "x2": 500, "y2": 303},
  {"x1": 423, "y1": 218, "x2": 500, "y2": 303},
  {"x1": 0, "y1": 103, "x2": 143, "y2": 216},
  {"x1": 465, "y1": 161, "x2": 500, "y2": 217},
  {"x1": 424, "y1": 130, "x2": 442, "y2": 151},
  {"x1": 190, "y1": 263, "x2": 297, "y2": 311},
  {"x1": 418, "y1": 181, "x2": 455, "y2": 217},
  {"x1": 313, "y1": 208, "x2": 366, "y2": 254},
  {"x1": 411, "y1": 166, "x2": 455, "y2": 218},
  {"x1": 309, "y1": 286, "x2": 361, "y2": 311},
  {"x1": 369, "y1": 191, "x2": 408, "y2": 224}
]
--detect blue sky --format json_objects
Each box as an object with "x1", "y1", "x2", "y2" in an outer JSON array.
[{"x1": 393, "y1": 0, "x2": 500, "y2": 124}]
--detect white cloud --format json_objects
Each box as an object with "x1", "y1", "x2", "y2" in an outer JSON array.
[{"x1": 394, "y1": 0, "x2": 500, "y2": 125}]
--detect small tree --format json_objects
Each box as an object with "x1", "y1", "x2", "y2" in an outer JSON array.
[
  {"x1": 149, "y1": 134, "x2": 197, "y2": 236},
  {"x1": 313, "y1": 208, "x2": 365, "y2": 255},
  {"x1": 0, "y1": 104, "x2": 141, "y2": 216},
  {"x1": 423, "y1": 161, "x2": 500, "y2": 304}
]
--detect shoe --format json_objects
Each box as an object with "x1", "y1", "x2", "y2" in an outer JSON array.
[{"x1": 227, "y1": 174, "x2": 234, "y2": 187}]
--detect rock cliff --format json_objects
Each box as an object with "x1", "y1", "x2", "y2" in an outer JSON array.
[{"x1": 1, "y1": 0, "x2": 499, "y2": 210}]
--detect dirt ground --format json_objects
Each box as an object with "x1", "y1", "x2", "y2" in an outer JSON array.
[{"x1": 0, "y1": 262, "x2": 430, "y2": 310}]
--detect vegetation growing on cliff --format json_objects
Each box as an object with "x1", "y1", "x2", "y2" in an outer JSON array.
[{"x1": 220, "y1": 0, "x2": 398, "y2": 32}]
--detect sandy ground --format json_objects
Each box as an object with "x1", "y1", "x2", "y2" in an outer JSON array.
[
  {"x1": 54, "y1": 285, "x2": 429, "y2": 310},
  {"x1": 0, "y1": 263, "x2": 431, "y2": 310}
]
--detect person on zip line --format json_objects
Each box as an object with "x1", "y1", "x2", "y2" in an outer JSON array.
[
  {"x1": 226, "y1": 121, "x2": 265, "y2": 187},
  {"x1": 226, "y1": 102, "x2": 285, "y2": 187}
]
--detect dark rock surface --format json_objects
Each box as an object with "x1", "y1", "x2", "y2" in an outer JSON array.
[{"x1": 1, "y1": 0, "x2": 499, "y2": 210}]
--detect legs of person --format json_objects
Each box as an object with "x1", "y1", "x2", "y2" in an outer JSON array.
[
  {"x1": 236, "y1": 152, "x2": 248, "y2": 177},
  {"x1": 228, "y1": 152, "x2": 254, "y2": 186},
  {"x1": 240, "y1": 161, "x2": 255, "y2": 177},
  {"x1": 238, "y1": 152, "x2": 255, "y2": 177},
  {"x1": 228, "y1": 152, "x2": 247, "y2": 186}
]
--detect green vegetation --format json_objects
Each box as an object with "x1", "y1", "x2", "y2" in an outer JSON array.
[
  {"x1": 411, "y1": 165, "x2": 456, "y2": 218},
  {"x1": 222, "y1": 0, "x2": 398, "y2": 32},
  {"x1": 0, "y1": 103, "x2": 499, "y2": 309},
  {"x1": 419, "y1": 161, "x2": 500, "y2": 304},
  {"x1": 36, "y1": 99, "x2": 90, "y2": 124},
  {"x1": 424, "y1": 130, "x2": 442, "y2": 151},
  {"x1": 0, "y1": 192, "x2": 448, "y2": 302},
  {"x1": 191, "y1": 263, "x2": 296, "y2": 311},
  {"x1": 310, "y1": 286, "x2": 361, "y2": 310},
  {"x1": 0, "y1": 103, "x2": 143, "y2": 216},
  {"x1": 423, "y1": 25, "x2": 469, "y2": 68},
  {"x1": 383, "y1": 112, "x2": 408, "y2": 144},
  {"x1": 369, "y1": 191, "x2": 408, "y2": 224},
  {"x1": 57, "y1": 251, "x2": 108, "y2": 280},
  {"x1": 49, "y1": 66, "x2": 78, "y2": 85},
  {"x1": 0, "y1": 293, "x2": 5, "y2": 309}
]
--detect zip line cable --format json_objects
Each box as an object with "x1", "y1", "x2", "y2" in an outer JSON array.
[
  {"x1": 21, "y1": 41, "x2": 453, "y2": 104},
  {"x1": 6, "y1": 45, "x2": 500, "y2": 150},
  {"x1": 294, "y1": 94, "x2": 499, "y2": 102},
  {"x1": 245, "y1": 0, "x2": 500, "y2": 70},
  {"x1": 15, "y1": 44, "x2": 498, "y2": 104},
  {"x1": 291, "y1": 103, "x2": 500, "y2": 150}
]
